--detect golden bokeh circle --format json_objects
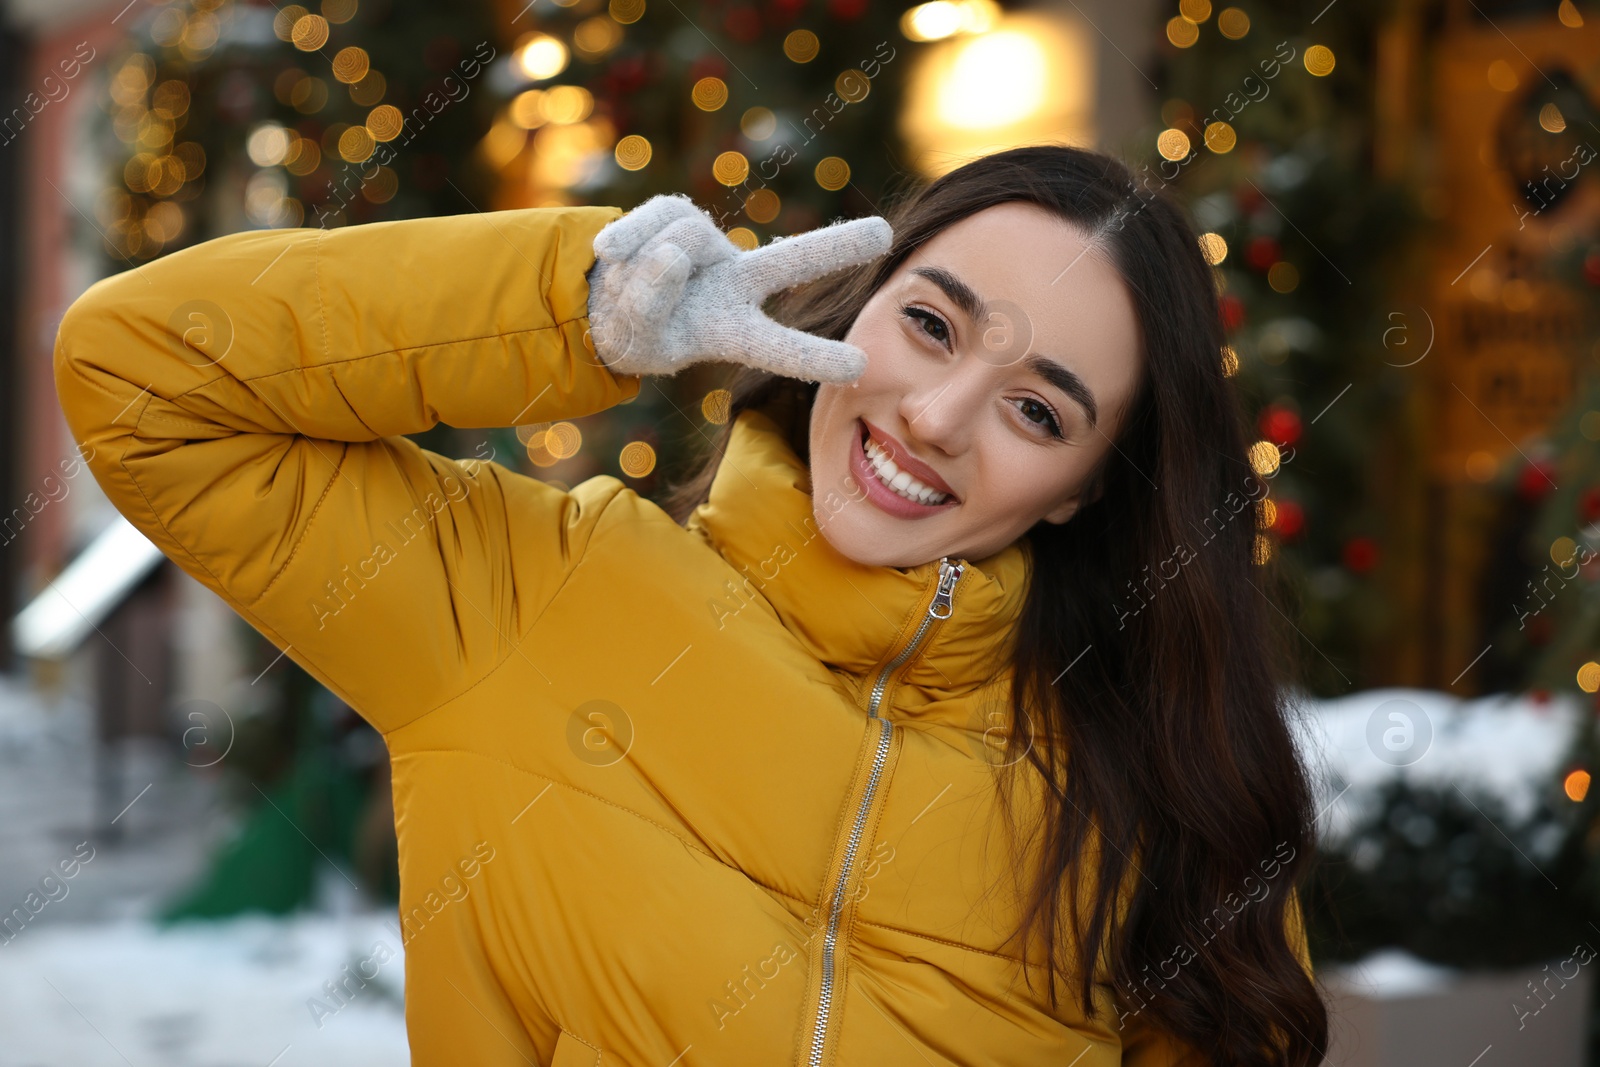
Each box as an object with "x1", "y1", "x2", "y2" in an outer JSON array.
[
  {"x1": 543, "y1": 85, "x2": 592, "y2": 124},
  {"x1": 615, "y1": 134, "x2": 651, "y2": 170},
  {"x1": 713, "y1": 150, "x2": 749, "y2": 185},
  {"x1": 1252, "y1": 534, "x2": 1274, "y2": 565},
  {"x1": 692, "y1": 76, "x2": 728, "y2": 111},
  {"x1": 1218, "y1": 6, "x2": 1250, "y2": 38},
  {"x1": 814, "y1": 156, "x2": 850, "y2": 191},
  {"x1": 362, "y1": 166, "x2": 398, "y2": 204},
  {"x1": 574, "y1": 16, "x2": 622, "y2": 59},
  {"x1": 1179, "y1": 0, "x2": 1211, "y2": 21},
  {"x1": 744, "y1": 188, "x2": 780, "y2": 224},
  {"x1": 609, "y1": 0, "x2": 645, "y2": 24},
  {"x1": 702, "y1": 388, "x2": 732, "y2": 424},
  {"x1": 1304, "y1": 45, "x2": 1336, "y2": 76},
  {"x1": 1220, "y1": 346, "x2": 1239, "y2": 377},
  {"x1": 1577, "y1": 662, "x2": 1600, "y2": 694},
  {"x1": 1157, "y1": 128, "x2": 1191, "y2": 161},
  {"x1": 273, "y1": 5, "x2": 309, "y2": 41},
  {"x1": 1204, "y1": 121, "x2": 1236, "y2": 153},
  {"x1": 366, "y1": 104, "x2": 403, "y2": 141},
  {"x1": 1198, "y1": 232, "x2": 1228, "y2": 265},
  {"x1": 784, "y1": 29, "x2": 820, "y2": 62},
  {"x1": 619, "y1": 441, "x2": 656, "y2": 478},
  {"x1": 546, "y1": 422, "x2": 582, "y2": 459},
  {"x1": 1552, "y1": 536, "x2": 1578, "y2": 567},
  {"x1": 323, "y1": 0, "x2": 359, "y2": 23},
  {"x1": 332, "y1": 46, "x2": 369, "y2": 84},
  {"x1": 725, "y1": 227, "x2": 758, "y2": 251},
  {"x1": 1166, "y1": 16, "x2": 1199, "y2": 48},
  {"x1": 1257, "y1": 498, "x2": 1277, "y2": 530},
  {"x1": 339, "y1": 125, "x2": 375, "y2": 162},
  {"x1": 292, "y1": 14, "x2": 330, "y2": 51},
  {"x1": 1267, "y1": 261, "x2": 1299, "y2": 293},
  {"x1": 836, "y1": 69, "x2": 869, "y2": 103},
  {"x1": 1248, "y1": 440, "x2": 1281, "y2": 476}
]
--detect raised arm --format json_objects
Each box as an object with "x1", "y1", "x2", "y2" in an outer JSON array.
[{"x1": 52, "y1": 206, "x2": 641, "y2": 736}]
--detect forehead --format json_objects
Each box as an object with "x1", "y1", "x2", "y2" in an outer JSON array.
[{"x1": 896, "y1": 201, "x2": 1145, "y2": 415}]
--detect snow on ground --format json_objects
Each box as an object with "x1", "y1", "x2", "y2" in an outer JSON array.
[
  {"x1": 1290, "y1": 687, "x2": 1587, "y2": 839},
  {"x1": 0, "y1": 909, "x2": 409, "y2": 1067}
]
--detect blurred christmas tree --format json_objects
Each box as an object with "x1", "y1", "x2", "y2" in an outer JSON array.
[
  {"x1": 1478, "y1": 234, "x2": 1600, "y2": 699},
  {"x1": 1137, "y1": 0, "x2": 1429, "y2": 694},
  {"x1": 468, "y1": 0, "x2": 917, "y2": 498}
]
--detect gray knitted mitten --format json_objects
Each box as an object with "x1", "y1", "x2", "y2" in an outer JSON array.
[{"x1": 584, "y1": 193, "x2": 892, "y2": 383}]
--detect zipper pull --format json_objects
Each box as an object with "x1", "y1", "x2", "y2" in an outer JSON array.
[{"x1": 929, "y1": 556, "x2": 964, "y2": 619}]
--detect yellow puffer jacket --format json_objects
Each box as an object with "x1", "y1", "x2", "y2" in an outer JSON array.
[{"x1": 54, "y1": 205, "x2": 1309, "y2": 1066}]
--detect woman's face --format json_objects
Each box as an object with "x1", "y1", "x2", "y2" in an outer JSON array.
[{"x1": 808, "y1": 201, "x2": 1145, "y2": 569}]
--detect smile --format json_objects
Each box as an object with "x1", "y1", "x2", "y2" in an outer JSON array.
[{"x1": 851, "y1": 419, "x2": 960, "y2": 516}]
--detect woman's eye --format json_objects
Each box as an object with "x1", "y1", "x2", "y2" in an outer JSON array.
[
  {"x1": 1014, "y1": 397, "x2": 1062, "y2": 438},
  {"x1": 900, "y1": 304, "x2": 950, "y2": 348}
]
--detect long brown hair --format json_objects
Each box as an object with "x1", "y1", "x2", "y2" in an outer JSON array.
[{"x1": 658, "y1": 144, "x2": 1326, "y2": 1066}]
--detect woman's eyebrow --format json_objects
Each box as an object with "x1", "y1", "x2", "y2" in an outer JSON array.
[{"x1": 908, "y1": 264, "x2": 1099, "y2": 429}]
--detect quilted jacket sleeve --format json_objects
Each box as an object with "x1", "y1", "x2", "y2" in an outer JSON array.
[{"x1": 52, "y1": 206, "x2": 641, "y2": 737}]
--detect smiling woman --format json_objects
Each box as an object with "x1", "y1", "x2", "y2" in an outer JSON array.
[
  {"x1": 663, "y1": 143, "x2": 1328, "y2": 1066},
  {"x1": 55, "y1": 141, "x2": 1323, "y2": 1067}
]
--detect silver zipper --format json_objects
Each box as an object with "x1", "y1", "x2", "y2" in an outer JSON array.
[
  {"x1": 868, "y1": 557, "x2": 964, "y2": 718},
  {"x1": 806, "y1": 556, "x2": 965, "y2": 1067}
]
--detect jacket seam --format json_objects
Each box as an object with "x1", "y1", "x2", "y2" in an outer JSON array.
[
  {"x1": 314, "y1": 226, "x2": 330, "y2": 361},
  {"x1": 851, "y1": 918, "x2": 1037, "y2": 967},
  {"x1": 556, "y1": 1027, "x2": 602, "y2": 1062}
]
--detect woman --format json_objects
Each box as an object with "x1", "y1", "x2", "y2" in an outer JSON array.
[{"x1": 54, "y1": 143, "x2": 1325, "y2": 1065}]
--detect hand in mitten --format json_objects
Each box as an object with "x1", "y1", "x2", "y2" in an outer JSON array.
[{"x1": 584, "y1": 193, "x2": 892, "y2": 384}]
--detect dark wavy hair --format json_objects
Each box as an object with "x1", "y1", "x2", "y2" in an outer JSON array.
[{"x1": 657, "y1": 144, "x2": 1327, "y2": 1066}]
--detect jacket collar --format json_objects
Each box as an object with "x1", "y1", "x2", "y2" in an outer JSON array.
[{"x1": 685, "y1": 407, "x2": 1031, "y2": 708}]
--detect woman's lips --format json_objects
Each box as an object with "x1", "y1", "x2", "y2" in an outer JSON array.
[
  {"x1": 850, "y1": 418, "x2": 959, "y2": 518},
  {"x1": 858, "y1": 418, "x2": 959, "y2": 499}
]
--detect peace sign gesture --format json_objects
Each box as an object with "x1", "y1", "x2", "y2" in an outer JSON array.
[{"x1": 585, "y1": 193, "x2": 893, "y2": 383}]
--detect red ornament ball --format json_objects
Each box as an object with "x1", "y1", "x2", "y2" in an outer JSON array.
[
  {"x1": 1517, "y1": 459, "x2": 1557, "y2": 502},
  {"x1": 1584, "y1": 249, "x2": 1600, "y2": 288},
  {"x1": 1219, "y1": 293, "x2": 1246, "y2": 333},
  {"x1": 828, "y1": 0, "x2": 868, "y2": 17},
  {"x1": 1579, "y1": 486, "x2": 1600, "y2": 525},
  {"x1": 1245, "y1": 235, "x2": 1280, "y2": 271},
  {"x1": 1271, "y1": 499, "x2": 1305, "y2": 541},
  {"x1": 1258, "y1": 404, "x2": 1302, "y2": 447},
  {"x1": 1341, "y1": 536, "x2": 1379, "y2": 574}
]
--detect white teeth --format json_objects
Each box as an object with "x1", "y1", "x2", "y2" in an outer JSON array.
[{"x1": 862, "y1": 436, "x2": 950, "y2": 506}]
